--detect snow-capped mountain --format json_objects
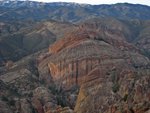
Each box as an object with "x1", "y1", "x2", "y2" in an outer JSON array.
[
  {"x1": 0, "y1": 0, "x2": 150, "y2": 22},
  {"x1": 0, "y1": 0, "x2": 46, "y2": 8},
  {"x1": 0, "y1": 0, "x2": 89, "y2": 8}
]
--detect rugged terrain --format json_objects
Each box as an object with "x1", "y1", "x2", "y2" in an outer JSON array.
[
  {"x1": 47, "y1": 18, "x2": 150, "y2": 113},
  {"x1": 0, "y1": 0, "x2": 150, "y2": 22},
  {"x1": 0, "y1": 1, "x2": 150, "y2": 113},
  {"x1": 0, "y1": 20, "x2": 77, "y2": 66}
]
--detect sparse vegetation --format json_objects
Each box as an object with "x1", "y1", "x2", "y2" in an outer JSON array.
[
  {"x1": 8, "y1": 99, "x2": 15, "y2": 106},
  {"x1": 28, "y1": 59, "x2": 39, "y2": 77},
  {"x1": 48, "y1": 84, "x2": 67, "y2": 107},
  {"x1": 28, "y1": 92, "x2": 33, "y2": 97},
  {"x1": 32, "y1": 107, "x2": 38, "y2": 113},
  {"x1": 110, "y1": 70, "x2": 120, "y2": 93},
  {"x1": 1, "y1": 96, "x2": 9, "y2": 102},
  {"x1": 56, "y1": 95, "x2": 66, "y2": 107},
  {"x1": 123, "y1": 94, "x2": 128, "y2": 102},
  {"x1": 0, "y1": 1, "x2": 150, "y2": 113},
  {"x1": 112, "y1": 83, "x2": 120, "y2": 93},
  {"x1": 48, "y1": 85, "x2": 58, "y2": 95},
  {"x1": 1, "y1": 96, "x2": 16, "y2": 106}
]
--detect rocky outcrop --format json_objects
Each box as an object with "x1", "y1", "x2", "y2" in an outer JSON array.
[
  {"x1": 0, "y1": 20, "x2": 77, "y2": 67},
  {"x1": 46, "y1": 21, "x2": 150, "y2": 113},
  {"x1": 74, "y1": 66, "x2": 150, "y2": 113},
  {"x1": 0, "y1": 18, "x2": 150, "y2": 113},
  {"x1": 0, "y1": 68, "x2": 39, "y2": 96},
  {"x1": 32, "y1": 87, "x2": 57, "y2": 113},
  {"x1": 0, "y1": 100, "x2": 13, "y2": 113},
  {"x1": 48, "y1": 28, "x2": 149, "y2": 89},
  {"x1": 19, "y1": 99, "x2": 34, "y2": 113}
]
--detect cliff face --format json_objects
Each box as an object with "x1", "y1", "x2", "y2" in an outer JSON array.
[
  {"x1": 45, "y1": 19, "x2": 150, "y2": 112},
  {"x1": 48, "y1": 25, "x2": 149, "y2": 89},
  {"x1": 1, "y1": 18, "x2": 150, "y2": 113},
  {"x1": 75, "y1": 66, "x2": 150, "y2": 113}
]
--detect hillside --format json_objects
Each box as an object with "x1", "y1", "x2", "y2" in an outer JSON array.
[
  {"x1": 0, "y1": 1, "x2": 150, "y2": 22},
  {"x1": 0, "y1": 17, "x2": 150, "y2": 113},
  {"x1": 0, "y1": 1, "x2": 150, "y2": 113},
  {"x1": 0, "y1": 20, "x2": 77, "y2": 66},
  {"x1": 0, "y1": 1, "x2": 150, "y2": 65}
]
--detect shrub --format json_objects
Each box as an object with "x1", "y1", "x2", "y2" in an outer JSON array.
[
  {"x1": 112, "y1": 83, "x2": 120, "y2": 93},
  {"x1": 1, "y1": 96, "x2": 9, "y2": 102},
  {"x1": 123, "y1": 94, "x2": 128, "y2": 102},
  {"x1": 9, "y1": 99, "x2": 15, "y2": 106},
  {"x1": 48, "y1": 85, "x2": 57, "y2": 95},
  {"x1": 56, "y1": 95, "x2": 66, "y2": 107}
]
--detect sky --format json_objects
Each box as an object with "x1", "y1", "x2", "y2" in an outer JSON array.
[{"x1": 30, "y1": 0, "x2": 150, "y2": 6}]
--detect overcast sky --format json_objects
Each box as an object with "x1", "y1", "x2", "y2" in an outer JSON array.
[{"x1": 30, "y1": 0, "x2": 150, "y2": 6}]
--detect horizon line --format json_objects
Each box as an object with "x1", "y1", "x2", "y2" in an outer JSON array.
[{"x1": 1, "y1": 0, "x2": 150, "y2": 6}]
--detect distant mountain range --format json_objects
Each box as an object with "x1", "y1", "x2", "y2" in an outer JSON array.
[
  {"x1": 0, "y1": 0, "x2": 150, "y2": 22},
  {"x1": 0, "y1": 1, "x2": 150, "y2": 113},
  {"x1": 0, "y1": 0, "x2": 150, "y2": 64}
]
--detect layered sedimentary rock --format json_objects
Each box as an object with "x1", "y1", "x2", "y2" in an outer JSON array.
[
  {"x1": 1, "y1": 18, "x2": 150, "y2": 113},
  {"x1": 48, "y1": 27, "x2": 149, "y2": 89},
  {"x1": 46, "y1": 22, "x2": 150, "y2": 112},
  {"x1": 74, "y1": 61, "x2": 150, "y2": 113}
]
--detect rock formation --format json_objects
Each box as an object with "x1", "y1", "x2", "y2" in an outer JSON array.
[
  {"x1": 46, "y1": 20, "x2": 150, "y2": 112},
  {"x1": 48, "y1": 25, "x2": 149, "y2": 88},
  {"x1": 0, "y1": 18, "x2": 150, "y2": 113}
]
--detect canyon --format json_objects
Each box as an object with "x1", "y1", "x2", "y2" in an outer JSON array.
[{"x1": 0, "y1": 1, "x2": 150, "y2": 113}]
